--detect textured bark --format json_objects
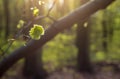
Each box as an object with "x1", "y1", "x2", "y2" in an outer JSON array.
[{"x1": 0, "y1": 0, "x2": 115, "y2": 77}]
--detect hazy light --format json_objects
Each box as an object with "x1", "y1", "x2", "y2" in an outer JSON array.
[
  {"x1": 47, "y1": 0, "x2": 64, "y2": 8},
  {"x1": 84, "y1": 22, "x2": 88, "y2": 28},
  {"x1": 47, "y1": 0, "x2": 53, "y2": 9},
  {"x1": 39, "y1": 0, "x2": 45, "y2": 5},
  {"x1": 59, "y1": 0, "x2": 64, "y2": 5}
]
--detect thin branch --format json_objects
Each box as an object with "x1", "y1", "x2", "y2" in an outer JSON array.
[
  {"x1": 0, "y1": 48, "x2": 5, "y2": 57},
  {"x1": 46, "y1": 0, "x2": 57, "y2": 16},
  {"x1": 47, "y1": 16, "x2": 57, "y2": 22}
]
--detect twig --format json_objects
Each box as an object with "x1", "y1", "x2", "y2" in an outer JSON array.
[
  {"x1": 47, "y1": 16, "x2": 57, "y2": 22},
  {"x1": 46, "y1": 0, "x2": 57, "y2": 16}
]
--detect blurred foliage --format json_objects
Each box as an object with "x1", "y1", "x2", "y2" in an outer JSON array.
[
  {"x1": 43, "y1": 32, "x2": 77, "y2": 71},
  {"x1": 90, "y1": 0, "x2": 120, "y2": 62},
  {"x1": 0, "y1": 0, "x2": 120, "y2": 71}
]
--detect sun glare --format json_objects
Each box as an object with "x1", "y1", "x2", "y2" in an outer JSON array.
[
  {"x1": 47, "y1": 0, "x2": 64, "y2": 8},
  {"x1": 39, "y1": 1, "x2": 45, "y2": 5},
  {"x1": 59, "y1": 0, "x2": 64, "y2": 5}
]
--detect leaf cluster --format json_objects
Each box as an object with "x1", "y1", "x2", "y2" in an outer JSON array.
[{"x1": 29, "y1": 24, "x2": 44, "y2": 40}]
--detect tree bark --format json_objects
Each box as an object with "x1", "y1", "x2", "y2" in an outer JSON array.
[
  {"x1": 102, "y1": 11, "x2": 114, "y2": 53},
  {"x1": 76, "y1": 18, "x2": 93, "y2": 73},
  {"x1": 102, "y1": 17, "x2": 108, "y2": 53},
  {"x1": 3, "y1": 0, "x2": 10, "y2": 39},
  {"x1": 76, "y1": 0, "x2": 93, "y2": 73},
  {"x1": 23, "y1": 49, "x2": 47, "y2": 79},
  {"x1": 0, "y1": 0, "x2": 115, "y2": 77}
]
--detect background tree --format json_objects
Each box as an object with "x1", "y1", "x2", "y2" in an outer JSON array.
[
  {"x1": 76, "y1": 0, "x2": 93, "y2": 73},
  {"x1": 3, "y1": 0, "x2": 10, "y2": 39}
]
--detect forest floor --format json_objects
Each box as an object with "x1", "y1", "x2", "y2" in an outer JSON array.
[
  {"x1": 2, "y1": 66, "x2": 120, "y2": 79},
  {"x1": 47, "y1": 69, "x2": 120, "y2": 79}
]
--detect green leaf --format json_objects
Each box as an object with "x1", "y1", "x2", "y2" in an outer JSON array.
[
  {"x1": 17, "y1": 20, "x2": 25, "y2": 29},
  {"x1": 33, "y1": 7, "x2": 39, "y2": 17},
  {"x1": 29, "y1": 24, "x2": 44, "y2": 40}
]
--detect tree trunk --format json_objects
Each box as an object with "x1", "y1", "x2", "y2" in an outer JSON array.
[
  {"x1": 76, "y1": 0, "x2": 93, "y2": 73},
  {"x1": 76, "y1": 18, "x2": 93, "y2": 73},
  {"x1": 0, "y1": 0, "x2": 115, "y2": 77},
  {"x1": 102, "y1": 11, "x2": 114, "y2": 53},
  {"x1": 23, "y1": 49, "x2": 47, "y2": 79},
  {"x1": 102, "y1": 17, "x2": 108, "y2": 53},
  {"x1": 3, "y1": 0, "x2": 10, "y2": 39}
]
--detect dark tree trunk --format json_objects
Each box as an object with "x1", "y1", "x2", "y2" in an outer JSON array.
[
  {"x1": 23, "y1": 49, "x2": 48, "y2": 79},
  {"x1": 76, "y1": 0, "x2": 93, "y2": 73},
  {"x1": 102, "y1": 11, "x2": 114, "y2": 53},
  {"x1": 0, "y1": 0, "x2": 115, "y2": 77},
  {"x1": 102, "y1": 18, "x2": 108, "y2": 53},
  {"x1": 76, "y1": 19, "x2": 93, "y2": 73},
  {"x1": 3, "y1": 0, "x2": 10, "y2": 39}
]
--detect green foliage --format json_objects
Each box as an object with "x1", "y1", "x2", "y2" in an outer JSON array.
[
  {"x1": 29, "y1": 24, "x2": 44, "y2": 40},
  {"x1": 43, "y1": 33, "x2": 77, "y2": 70},
  {"x1": 17, "y1": 20, "x2": 25, "y2": 29},
  {"x1": 32, "y1": 7, "x2": 39, "y2": 17},
  {"x1": 90, "y1": 0, "x2": 120, "y2": 62},
  {"x1": 96, "y1": 51, "x2": 106, "y2": 61}
]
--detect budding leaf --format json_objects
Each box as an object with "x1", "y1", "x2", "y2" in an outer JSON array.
[
  {"x1": 17, "y1": 20, "x2": 25, "y2": 29},
  {"x1": 33, "y1": 7, "x2": 39, "y2": 17},
  {"x1": 39, "y1": 1, "x2": 45, "y2": 5},
  {"x1": 29, "y1": 24, "x2": 44, "y2": 40}
]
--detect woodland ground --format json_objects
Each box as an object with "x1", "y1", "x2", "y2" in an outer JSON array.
[{"x1": 1, "y1": 62, "x2": 120, "y2": 79}]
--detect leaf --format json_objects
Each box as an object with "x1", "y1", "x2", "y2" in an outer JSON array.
[
  {"x1": 39, "y1": 1, "x2": 45, "y2": 5},
  {"x1": 29, "y1": 24, "x2": 44, "y2": 40},
  {"x1": 33, "y1": 7, "x2": 39, "y2": 17},
  {"x1": 17, "y1": 20, "x2": 25, "y2": 29}
]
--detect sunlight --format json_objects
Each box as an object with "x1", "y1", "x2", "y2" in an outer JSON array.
[
  {"x1": 47, "y1": 0, "x2": 64, "y2": 8},
  {"x1": 47, "y1": 0, "x2": 53, "y2": 9},
  {"x1": 58, "y1": 0, "x2": 64, "y2": 5},
  {"x1": 39, "y1": 0, "x2": 45, "y2": 5}
]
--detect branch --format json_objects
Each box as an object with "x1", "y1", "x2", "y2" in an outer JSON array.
[
  {"x1": 46, "y1": 0, "x2": 57, "y2": 16},
  {"x1": 0, "y1": 0, "x2": 115, "y2": 77}
]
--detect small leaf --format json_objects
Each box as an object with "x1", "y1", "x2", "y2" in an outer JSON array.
[
  {"x1": 17, "y1": 24, "x2": 21, "y2": 29},
  {"x1": 33, "y1": 7, "x2": 39, "y2": 17},
  {"x1": 39, "y1": 1, "x2": 45, "y2": 5},
  {"x1": 17, "y1": 20, "x2": 25, "y2": 29},
  {"x1": 29, "y1": 24, "x2": 44, "y2": 40}
]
